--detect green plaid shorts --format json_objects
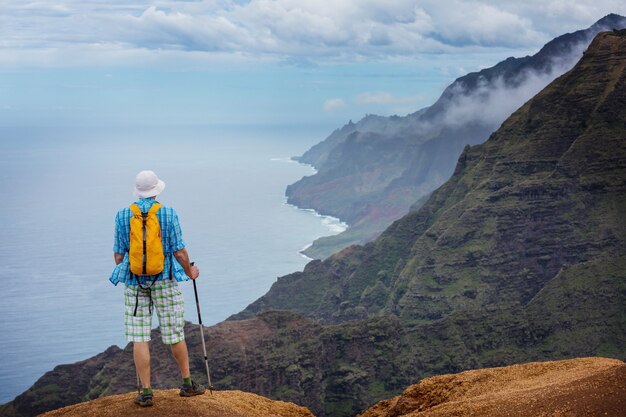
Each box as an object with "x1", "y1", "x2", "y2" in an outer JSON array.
[{"x1": 124, "y1": 279, "x2": 185, "y2": 345}]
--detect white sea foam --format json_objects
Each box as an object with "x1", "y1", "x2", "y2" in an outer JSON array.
[
  {"x1": 301, "y1": 162, "x2": 318, "y2": 174},
  {"x1": 286, "y1": 157, "x2": 318, "y2": 174},
  {"x1": 271, "y1": 157, "x2": 318, "y2": 174},
  {"x1": 284, "y1": 155, "x2": 349, "y2": 239},
  {"x1": 275, "y1": 157, "x2": 348, "y2": 258},
  {"x1": 315, "y1": 212, "x2": 348, "y2": 233},
  {"x1": 270, "y1": 157, "x2": 297, "y2": 163},
  {"x1": 283, "y1": 184, "x2": 349, "y2": 260},
  {"x1": 299, "y1": 243, "x2": 315, "y2": 261},
  {"x1": 284, "y1": 200, "x2": 347, "y2": 233}
]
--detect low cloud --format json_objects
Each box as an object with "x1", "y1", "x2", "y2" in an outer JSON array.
[
  {"x1": 323, "y1": 98, "x2": 347, "y2": 112},
  {"x1": 436, "y1": 39, "x2": 590, "y2": 129},
  {"x1": 343, "y1": 25, "x2": 613, "y2": 149}
]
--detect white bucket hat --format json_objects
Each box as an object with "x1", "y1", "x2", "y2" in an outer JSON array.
[{"x1": 134, "y1": 170, "x2": 166, "y2": 198}]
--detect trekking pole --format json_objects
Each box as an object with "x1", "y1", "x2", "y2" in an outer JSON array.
[
  {"x1": 191, "y1": 262, "x2": 214, "y2": 394},
  {"x1": 136, "y1": 370, "x2": 141, "y2": 394}
]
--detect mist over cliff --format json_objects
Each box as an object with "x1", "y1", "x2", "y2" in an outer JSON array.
[{"x1": 288, "y1": 14, "x2": 626, "y2": 260}]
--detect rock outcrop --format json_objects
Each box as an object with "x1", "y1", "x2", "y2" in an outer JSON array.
[
  {"x1": 359, "y1": 357, "x2": 626, "y2": 417},
  {"x1": 40, "y1": 389, "x2": 314, "y2": 417}
]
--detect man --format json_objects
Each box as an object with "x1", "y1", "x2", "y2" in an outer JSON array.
[{"x1": 110, "y1": 170, "x2": 205, "y2": 407}]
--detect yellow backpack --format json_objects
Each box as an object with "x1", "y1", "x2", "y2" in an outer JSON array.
[{"x1": 129, "y1": 203, "x2": 164, "y2": 276}]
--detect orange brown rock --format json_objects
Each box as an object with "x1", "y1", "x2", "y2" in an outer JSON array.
[
  {"x1": 358, "y1": 357, "x2": 626, "y2": 417},
  {"x1": 40, "y1": 389, "x2": 315, "y2": 417}
]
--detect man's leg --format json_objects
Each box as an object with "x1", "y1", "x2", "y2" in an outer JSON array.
[
  {"x1": 172, "y1": 340, "x2": 205, "y2": 396},
  {"x1": 125, "y1": 284, "x2": 154, "y2": 407},
  {"x1": 134, "y1": 341, "x2": 151, "y2": 388},
  {"x1": 155, "y1": 280, "x2": 205, "y2": 395},
  {"x1": 171, "y1": 340, "x2": 191, "y2": 379}
]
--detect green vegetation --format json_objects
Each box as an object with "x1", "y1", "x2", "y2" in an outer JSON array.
[{"x1": 229, "y1": 30, "x2": 626, "y2": 415}]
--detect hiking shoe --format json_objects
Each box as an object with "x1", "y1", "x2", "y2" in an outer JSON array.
[
  {"x1": 134, "y1": 392, "x2": 153, "y2": 407},
  {"x1": 179, "y1": 380, "x2": 206, "y2": 397}
]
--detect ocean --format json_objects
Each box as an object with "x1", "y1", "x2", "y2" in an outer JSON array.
[{"x1": 0, "y1": 125, "x2": 345, "y2": 404}]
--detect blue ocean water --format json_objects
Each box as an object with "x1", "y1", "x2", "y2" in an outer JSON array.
[{"x1": 0, "y1": 125, "x2": 345, "y2": 404}]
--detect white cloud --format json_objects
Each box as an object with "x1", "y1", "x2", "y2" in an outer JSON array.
[
  {"x1": 420, "y1": 0, "x2": 543, "y2": 47},
  {"x1": 323, "y1": 98, "x2": 347, "y2": 112},
  {"x1": 438, "y1": 48, "x2": 585, "y2": 128},
  {"x1": 0, "y1": 0, "x2": 625, "y2": 67}
]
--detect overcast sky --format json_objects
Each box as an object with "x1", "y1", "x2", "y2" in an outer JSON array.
[{"x1": 1, "y1": 0, "x2": 625, "y2": 130}]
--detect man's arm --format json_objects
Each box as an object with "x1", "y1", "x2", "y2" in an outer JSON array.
[
  {"x1": 113, "y1": 210, "x2": 128, "y2": 266},
  {"x1": 174, "y1": 248, "x2": 200, "y2": 280}
]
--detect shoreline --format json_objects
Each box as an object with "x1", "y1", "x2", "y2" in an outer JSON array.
[
  {"x1": 287, "y1": 157, "x2": 318, "y2": 175},
  {"x1": 298, "y1": 243, "x2": 315, "y2": 261},
  {"x1": 283, "y1": 198, "x2": 349, "y2": 259},
  {"x1": 272, "y1": 156, "x2": 348, "y2": 259}
]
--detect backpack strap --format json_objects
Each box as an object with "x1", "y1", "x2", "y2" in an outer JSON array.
[
  {"x1": 130, "y1": 202, "x2": 161, "y2": 215},
  {"x1": 129, "y1": 203, "x2": 141, "y2": 216},
  {"x1": 133, "y1": 274, "x2": 159, "y2": 317},
  {"x1": 148, "y1": 203, "x2": 162, "y2": 215},
  {"x1": 133, "y1": 275, "x2": 140, "y2": 316}
]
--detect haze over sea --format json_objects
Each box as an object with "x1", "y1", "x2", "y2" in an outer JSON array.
[{"x1": 0, "y1": 124, "x2": 346, "y2": 403}]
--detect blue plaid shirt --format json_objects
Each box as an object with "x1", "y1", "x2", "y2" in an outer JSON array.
[{"x1": 110, "y1": 198, "x2": 189, "y2": 286}]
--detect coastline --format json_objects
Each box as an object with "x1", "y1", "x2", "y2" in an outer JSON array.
[
  {"x1": 271, "y1": 156, "x2": 348, "y2": 259},
  {"x1": 299, "y1": 243, "x2": 314, "y2": 261},
  {"x1": 283, "y1": 199, "x2": 349, "y2": 260},
  {"x1": 288, "y1": 157, "x2": 318, "y2": 175}
]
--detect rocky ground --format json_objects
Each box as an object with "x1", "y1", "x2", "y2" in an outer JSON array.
[
  {"x1": 37, "y1": 357, "x2": 626, "y2": 417},
  {"x1": 358, "y1": 357, "x2": 626, "y2": 417},
  {"x1": 40, "y1": 389, "x2": 314, "y2": 417}
]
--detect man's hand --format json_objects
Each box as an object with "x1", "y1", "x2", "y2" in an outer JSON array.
[
  {"x1": 174, "y1": 248, "x2": 200, "y2": 280},
  {"x1": 190, "y1": 264, "x2": 200, "y2": 280}
]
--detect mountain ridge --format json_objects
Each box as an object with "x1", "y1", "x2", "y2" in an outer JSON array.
[{"x1": 289, "y1": 14, "x2": 626, "y2": 259}]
